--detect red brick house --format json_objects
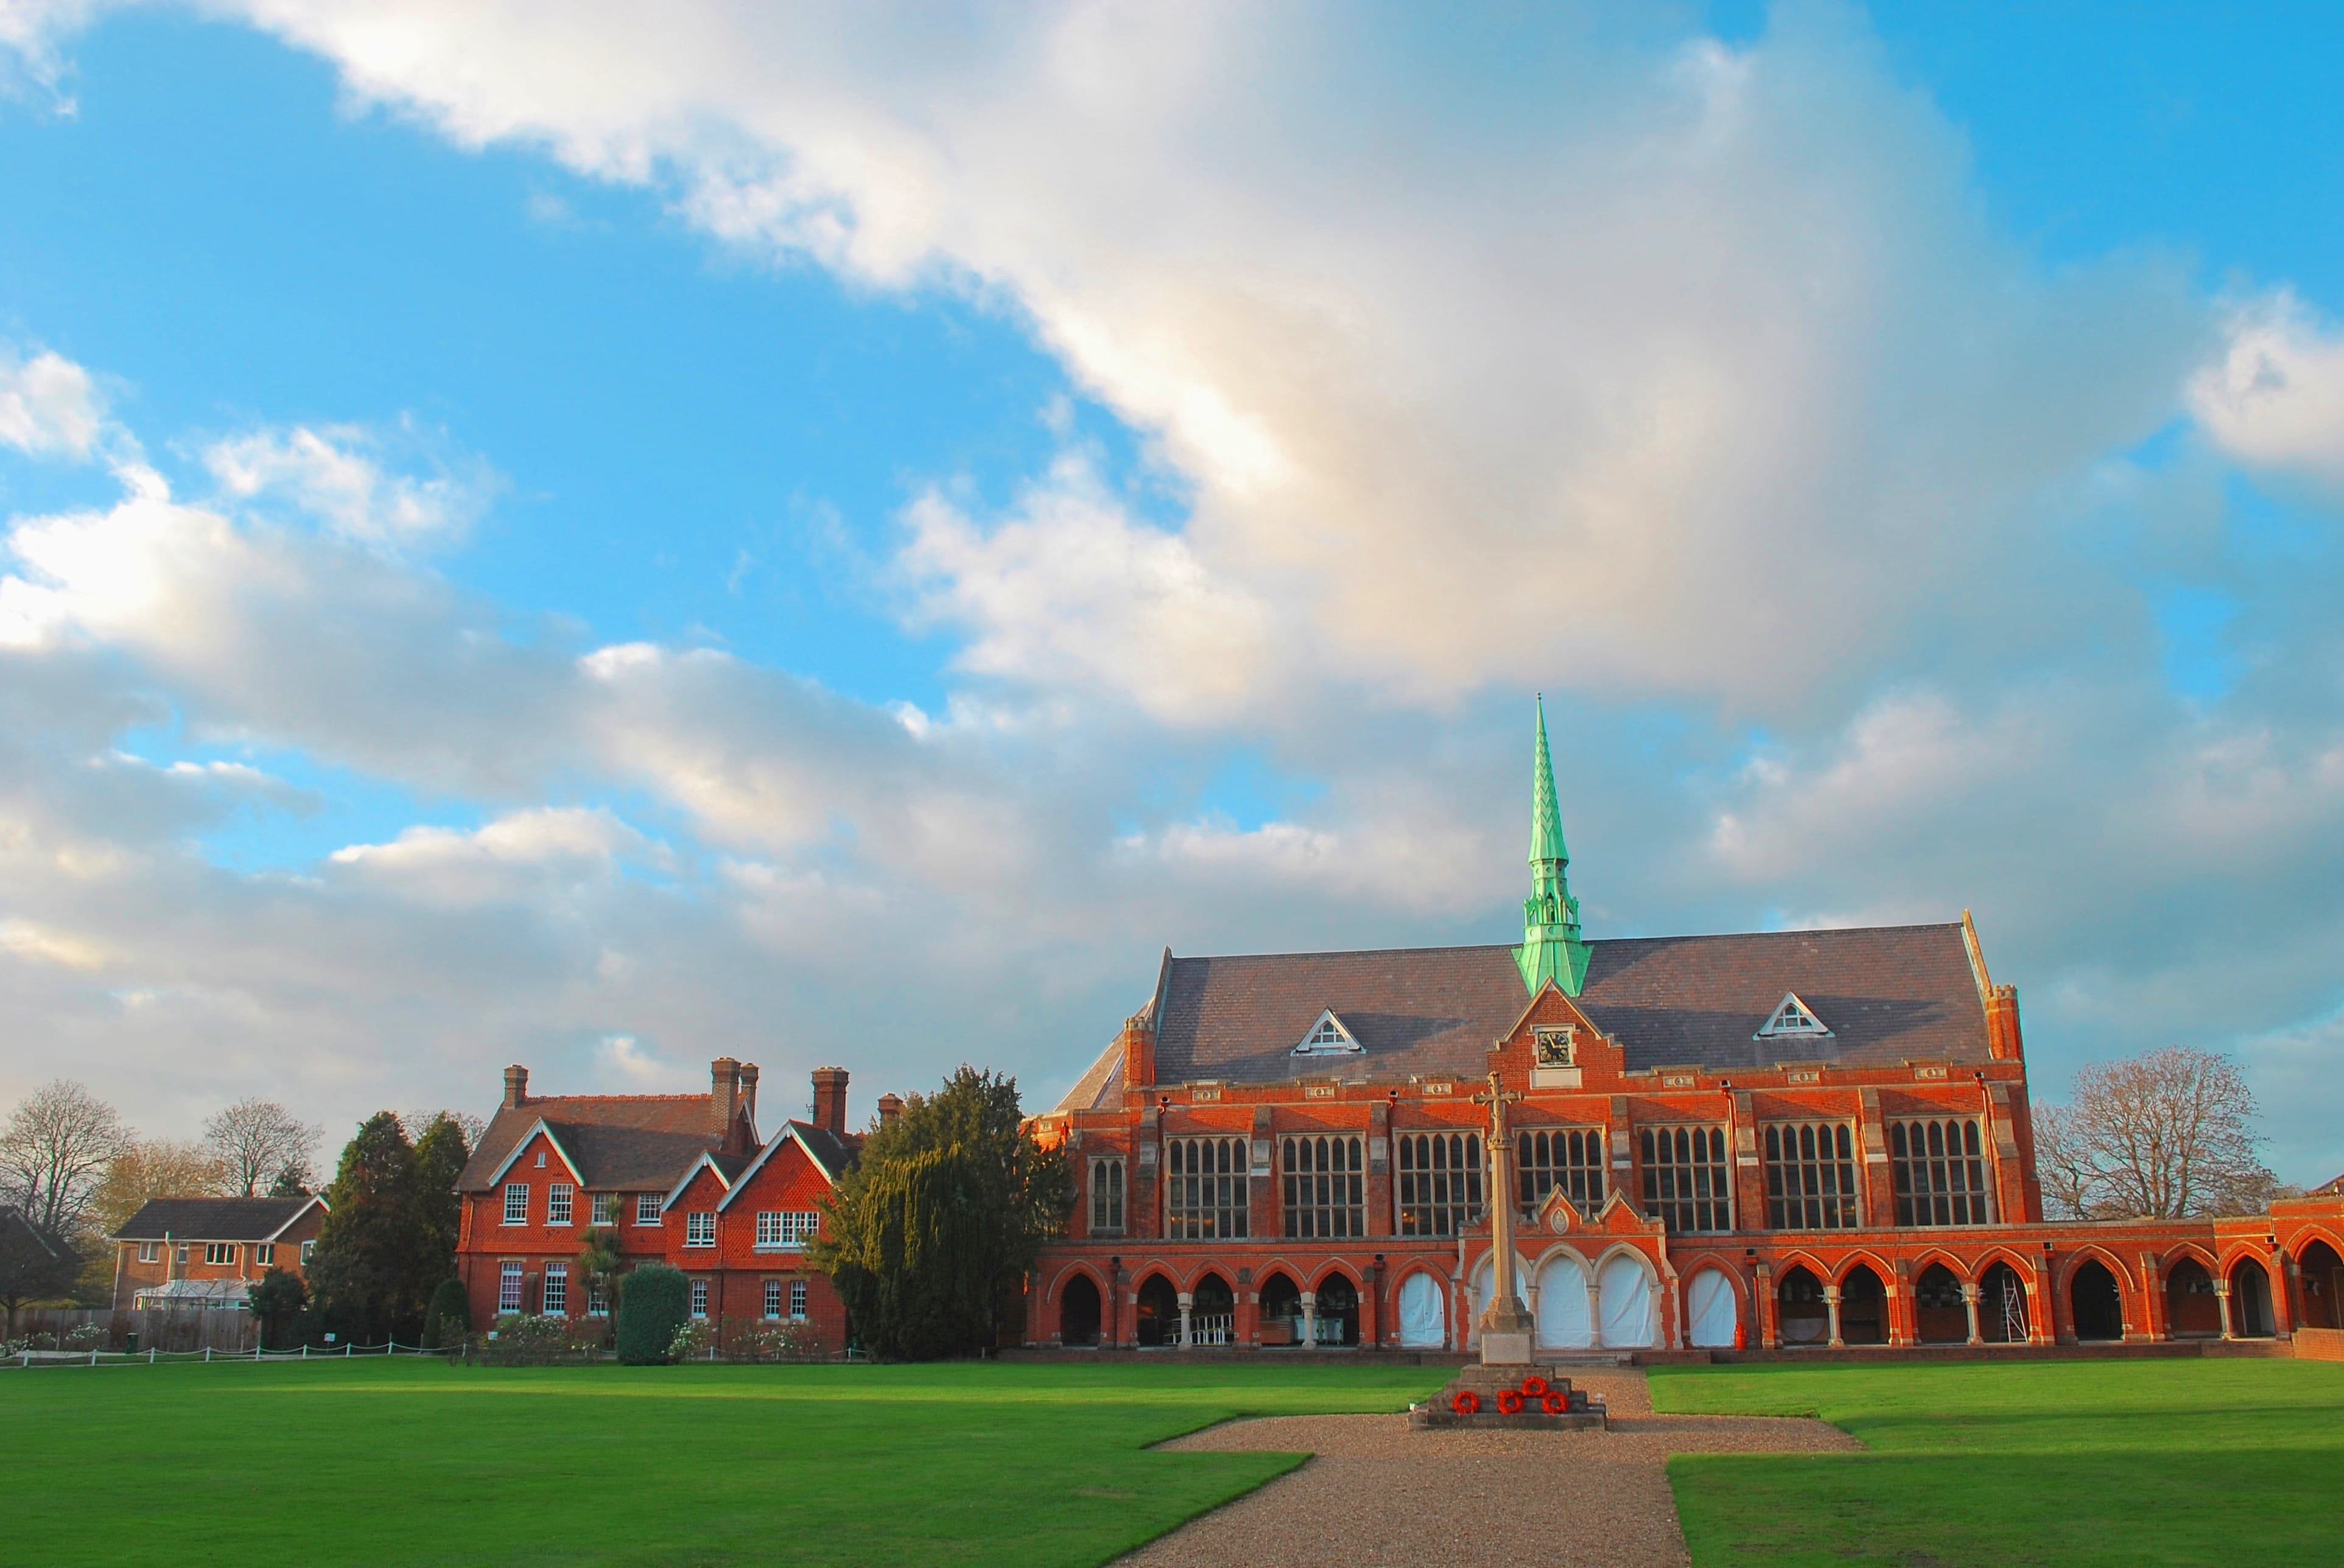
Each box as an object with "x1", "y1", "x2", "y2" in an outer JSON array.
[
  {"x1": 453, "y1": 1060, "x2": 886, "y2": 1351},
  {"x1": 108, "y1": 1196, "x2": 329, "y2": 1312},
  {"x1": 1025, "y1": 701, "x2": 2344, "y2": 1357}
]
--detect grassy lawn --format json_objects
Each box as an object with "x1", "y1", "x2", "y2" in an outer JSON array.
[
  {"x1": 1652, "y1": 1357, "x2": 2344, "y2": 1567},
  {"x1": 0, "y1": 1358, "x2": 1445, "y2": 1567}
]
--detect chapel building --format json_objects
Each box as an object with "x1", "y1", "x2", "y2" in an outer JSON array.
[{"x1": 1025, "y1": 702, "x2": 2344, "y2": 1358}]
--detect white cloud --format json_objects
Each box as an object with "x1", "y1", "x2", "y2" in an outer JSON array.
[
  {"x1": 2190, "y1": 289, "x2": 2344, "y2": 495},
  {"x1": 0, "y1": 348, "x2": 106, "y2": 459},
  {"x1": 79, "y1": 1, "x2": 2192, "y2": 717},
  {"x1": 897, "y1": 455, "x2": 1276, "y2": 723},
  {"x1": 204, "y1": 419, "x2": 497, "y2": 548}
]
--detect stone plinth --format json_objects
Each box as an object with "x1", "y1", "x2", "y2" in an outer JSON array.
[{"x1": 1409, "y1": 1363, "x2": 1608, "y2": 1431}]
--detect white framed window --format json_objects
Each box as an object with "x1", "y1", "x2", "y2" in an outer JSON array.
[
  {"x1": 254, "y1": 1244, "x2": 274, "y2": 1266},
  {"x1": 1291, "y1": 1009, "x2": 1362, "y2": 1054},
  {"x1": 636, "y1": 1193, "x2": 662, "y2": 1225},
  {"x1": 542, "y1": 1262, "x2": 567, "y2": 1315},
  {"x1": 763, "y1": 1279, "x2": 783, "y2": 1319},
  {"x1": 1089, "y1": 1158, "x2": 1124, "y2": 1234},
  {"x1": 686, "y1": 1212, "x2": 716, "y2": 1247},
  {"x1": 789, "y1": 1279, "x2": 807, "y2": 1321},
  {"x1": 754, "y1": 1211, "x2": 819, "y2": 1249},
  {"x1": 547, "y1": 1183, "x2": 574, "y2": 1225},
  {"x1": 175, "y1": 1244, "x2": 189, "y2": 1265},
  {"x1": 136, "y1": 1242, "x2": 161, "y2": 1264},
  {"x1": 1756, "y1": 992, "x2": 1833, "y2": 1040},
  {"x1": 591, "y1": 1192, "x2": 620, "y2": 1225},
  {"x1": 499, "y1": 1261, "x2": 524, "y2": 1312},
  {"x1": 503, "y1": 1183, "x2": 529, "y2": 1225},
  {"x1": 588, "y1": 1279, "x2": 609, "y2": 1316},
  {"x1": 299, "y1": 1240, "x2": 315, "y2": 1265},
  {"x1": 689, "y1": 1278, "x2": 709, "y2": 1318},
  {"x1": 205, "y1": 1243, "x2": 237, "y2": 1266},
  {"x1": 534, "y1": 1150, "x2": 546, "y2": 1168}
]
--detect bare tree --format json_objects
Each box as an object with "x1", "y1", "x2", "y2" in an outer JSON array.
[
  {"x1": 0, "y1": 1080, "x2": 135, "y2": 1236},
  {"x1": 2035, "y1": 1047, "x2": 2275, "y2": 1219},
  {"x1": 86, "y1": 1139, "x2": 228, "y2": 1236},
  {"x1": 202, "y1": 1098, "x2": 322, "y2": 1199}
]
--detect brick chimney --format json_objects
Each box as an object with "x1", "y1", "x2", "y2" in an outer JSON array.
[
  {"x1": 710, "y1": 1058, "x2": 743, "y2": 1149},
  {"x1": 738, "y1": 1062, "x2": 760, "y2": 1129},
  {"x1": 503, "y1": 1065, "x2": 529, "y2": 1110},
  {"x1": 877, "y1": 1093, "x2": 904, "y2": 1128},
  {"x1": 811, "y1": 1066, "x2": 849, "y2": 1136}
]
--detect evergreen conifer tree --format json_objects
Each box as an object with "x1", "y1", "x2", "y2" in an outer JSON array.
[
  {"x1": 307, "y1": 1113, "x2": 432, "y2": 1345},
  {"x1": 408, "y1": 1113, "x2": 471, "y2": 1282},
  {"x1": 809, "y1": 1066, "x2": 1072, "y2": 1360}
]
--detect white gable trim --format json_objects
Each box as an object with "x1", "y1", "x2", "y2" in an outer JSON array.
[
  {"x1": 482, "y1": 1121, "x2": 586, "y2": 1188},
  {"x1": 260, "y1": 1194, "x2": 331, "y2": 1242},
  {"x1": 661, "y1": 1152, "x2": 734, "y2": 1213},
  {"x1": 1291, "y1": 1009, "x2": 1363, "y2": 1055},
  {"x1": 715, "y1": 1125, "x2": 836, "y2": 1211},
  {"x1": 1755, "y1": 992, "x2": 1833, "y2": 1040}
]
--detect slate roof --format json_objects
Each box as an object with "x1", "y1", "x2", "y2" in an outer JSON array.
[
  {"x1": 110, "y1": 1197, "x2": 320, "y2": 1242},
  {"x1": 787, "y1": 1122, "x2": 860, "y2": 1179},
  {"x1": 457, "y1": 1095, "x2": 721, "y2": 1192},
  {"x1": 1056, "y1": 923, "x2": 1991, "y2": 1108}
]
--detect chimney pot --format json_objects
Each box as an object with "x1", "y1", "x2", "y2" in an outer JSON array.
[
  {"x1": 877, "y1": 1093, "x2": 904, "y2": 1127},
  {"x1": 738, "y1": 1063, "x2": 760, "y2": 1129},
  {"x1": 811, "y1": 1067, "x2": 850, "y2": 1136},
  {"x1": 503, "y1": 1065, "x2": 529, "y2": 1110}
]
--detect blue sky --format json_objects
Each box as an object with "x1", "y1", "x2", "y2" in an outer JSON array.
[{"x1": 1, "y1": 2, "x2": 2341, "y2": 1182}]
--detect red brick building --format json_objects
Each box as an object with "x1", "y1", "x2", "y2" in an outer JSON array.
[
  {"x1": 108, "y1": 1195, "x2": 329, "y2": 1313},
  {"x1": 1024, "y1": 702, "x2": 2344, "y2": 1357},
  {"x1": 453, "y1": 1060, "x2": 887, "y2": 1351}
]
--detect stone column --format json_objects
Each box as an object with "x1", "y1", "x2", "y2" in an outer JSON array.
[
  {"x1": 1825, "y1": 1286, "x2": 1844, "y2": 1349},
  {"x1": 1299, "y1": 1290, "x2": 1318, "y2": 1349},
  {"x1": 2273, "y1": 1256, "x2": 2298, "y2": 1337},
  {"x1": 2214, "y1": 1279, "x2": 2236, "y2": 1340},
  {"x1": 1474, "y1": 1071, "x2": 1534, "y2": 1365},
  {"x1": 1177, "y1": 1290, "x2": 1194, "y2": 1349},
  {"x1": 1962, "y1": 1283, "x2": 1983, "y2": 1345}
]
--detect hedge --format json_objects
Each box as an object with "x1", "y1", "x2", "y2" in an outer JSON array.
[{"x1": 617, "y1": 1265, "x2": 689, "y2": 1364}]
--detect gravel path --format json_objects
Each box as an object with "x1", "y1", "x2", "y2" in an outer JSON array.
[{"x1": 1114, "y1": 1370, "x2": 1857, "y2": 1568}]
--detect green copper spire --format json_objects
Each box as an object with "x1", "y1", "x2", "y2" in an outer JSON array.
[{"x1": 1515, "y1": 695, "x2": 1590, "y2": 995}]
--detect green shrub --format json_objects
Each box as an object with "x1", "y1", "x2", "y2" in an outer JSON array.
[
  {"x1": 616, "y1": 1265, "x2": 688, "y2": 1364},
  {"x1": 423, "y1": 1277, "x2": 469, "y2": 1348},
  {"x1": 667, "y1": 1320, "x2": 713, "y2": 1363}
]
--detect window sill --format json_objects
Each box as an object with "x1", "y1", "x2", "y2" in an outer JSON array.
[
  {"x1": 683, "y1": 1242, "x2": 715, "y2": 1248},
  {"x1": 751, "y1": 1244, "x2": 807, "y2": 1254}
]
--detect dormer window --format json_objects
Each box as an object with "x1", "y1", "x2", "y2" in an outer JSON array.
[
  {"x1": 1292, "y1": 1010, "x2": 1362, "y2": 1055},
  {"x1": 1756, "y1": 992, "x2": 1833, "y2": 1040}
]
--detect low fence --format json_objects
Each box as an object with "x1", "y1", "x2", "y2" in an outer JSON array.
[
  {"x1": 6, "y1": 1342, "x2": 441, "y2": 1370},
  {"x1": 7, "y1": 1307, "x2": 258, "y2": 1355}
]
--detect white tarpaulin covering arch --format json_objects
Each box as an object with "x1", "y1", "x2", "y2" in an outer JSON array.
[
  {"x1": 1467, "y1": 1252, "x2": 1530, "y2": 1349},
  {"x1": 1535, "y1": 1254, "x2": 1593, "y2": 1348},
  {"x1": 1686, "y1": 1267, "x2": 1738, "y2": 1348},
  {"x1": 1397, "y1": 1270, "x2": 1447, "y2": 1348},
  {"x1": 1598, "y1": 1253, "x2": 1657, "y2": 1348}
]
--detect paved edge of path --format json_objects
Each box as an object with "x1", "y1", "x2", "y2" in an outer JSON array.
[{"x1": 1111, "y1": 1369, "x2": 1861, "y2": 1568}]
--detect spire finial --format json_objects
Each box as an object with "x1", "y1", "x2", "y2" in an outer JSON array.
[{"x1": 1515, "y1": 695, "x2": 1589, "y2": 996}]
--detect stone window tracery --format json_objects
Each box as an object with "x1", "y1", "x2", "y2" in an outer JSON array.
[
  {"x1": 1764, "y1": 1121, "x2": 1861, "y2": 1230},
  {"x1": 1165, "y1": 1136, "x2": 1249, "y2": 1239},
  {"x1": 1397, "y1": 1130, "x2": 1483, "y2": 1237},
  {"x1": 1640, "y1": 1125, "x2": 1732, "y2": 1233},
  {"x1": 1089, "y1": 1157, "x2": 1125, "y2": 1234},
  {"x1": 1282, "y1": 1134, "x2": 1365, "y2": 1237},
  {"x1": 1517, "y1": 1126, "x2": 1604, "y2": 1221},
  {"x1": 1890, "y1": 1118, "x2": 1993, "y2": 1226}
]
